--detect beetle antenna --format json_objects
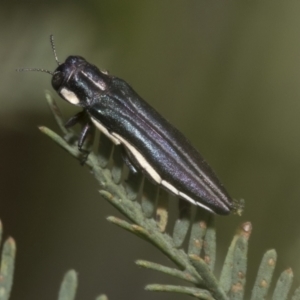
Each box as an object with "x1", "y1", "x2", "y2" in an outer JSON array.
[
  {"x1": 16, "y1": 35, "x2": 60, "y2": 75},
  {"x1": 16, "y1": 68, "x2": 54, "y2": 75},
  {"x1": 50, "y1": 34, "x2": 60, "y2": 66}
]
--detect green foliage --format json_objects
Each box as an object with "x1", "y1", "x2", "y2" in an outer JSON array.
[
  {"x1": 2, "y1": 92, "x2": 300, "y2": 299},
  {"x1": 0, "y1": 222, "x2": 15, "y2": 300},
  {"x1": 58, "y1": 270, "x2": 77, "y2": 300}
]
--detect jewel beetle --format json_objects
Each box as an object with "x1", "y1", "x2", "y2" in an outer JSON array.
[{"x1": 18, "y1": 35, "x2": 242, "y2": 216}]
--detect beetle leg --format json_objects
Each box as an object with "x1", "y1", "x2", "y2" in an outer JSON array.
[
  {"x1": 78, "y1": 122, "x2": 93, "y2": 165},
  {"x1": 121, "y1": 146, "x2": 138, "y2": 174},
  {"x1": 78, "y1": 122, "x2": 92, "y2": 150},
  {"x1": 65, "y1": 110, "x2": 86, "y2": 128}
]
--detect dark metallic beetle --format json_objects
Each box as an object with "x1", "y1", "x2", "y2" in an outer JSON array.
[{"x1": 18, "y1": 36, "x2": 242, "y2": 216}]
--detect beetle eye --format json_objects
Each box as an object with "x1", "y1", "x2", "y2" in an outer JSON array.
[{"x1": 52, "y1": 71, "x2": 64, "y2": 90}]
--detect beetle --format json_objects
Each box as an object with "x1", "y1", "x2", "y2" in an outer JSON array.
[{"x1": 18, "y1": 35, "x2": 242, "y2": 216}]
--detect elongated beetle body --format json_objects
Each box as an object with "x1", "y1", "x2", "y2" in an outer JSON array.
[{"x1": 18, "y1": 36, "x2": 243, "y2": 216}]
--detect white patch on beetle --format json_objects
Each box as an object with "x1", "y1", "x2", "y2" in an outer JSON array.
[
  {"x1": 90, "y1": 126, "x2": 216, "y2": 214},
  {"x1": 91, "y1": 118, "x2": 121, "y2": 145},
  {"x1": 112, "y1": 133, "x2": 162, "y2": 184},
  {"x1": 161, "y1": 180, "x2": 179, "y2": 196},
  {"x1": 179, "y1": 191, "x2": 215, "y2": 213},
  {"x1": 82, "y1": 71, "x2": 107, "y2": 91},
  {"x1": 60, "y1": 88, "x2": 80, "y2": 105}
]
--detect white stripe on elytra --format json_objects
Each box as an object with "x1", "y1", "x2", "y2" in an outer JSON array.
[
  {"x1": 91, "y1": 118, "x2": 121, "y2": 145},
  {"x1": 112, "y1": 133, "x2": 162, "y2": 184},
  {"x1": 81, "y1": 71, "x2": 107, "y2": 91},
  {"x1": 179, "y1": 191, "x2": 215, "y2": 213},
  {"x1": 60, "y1": 88, "x2": 81, "y2": 105},
  {"x1": 90, "y1": 124, "x2": 214, "y2": 211},
  {"x1": 161, "y1": 180, "x2": 179, "y2": 196}
]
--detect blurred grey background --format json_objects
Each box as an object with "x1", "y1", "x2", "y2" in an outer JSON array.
[{"x1": 2, "y1": 1, "x2": 300, "y2": 299}]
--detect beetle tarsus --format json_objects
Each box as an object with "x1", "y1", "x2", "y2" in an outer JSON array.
[{"x1": 79, "y1": 148, "x2": 90, "y2": 166}]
